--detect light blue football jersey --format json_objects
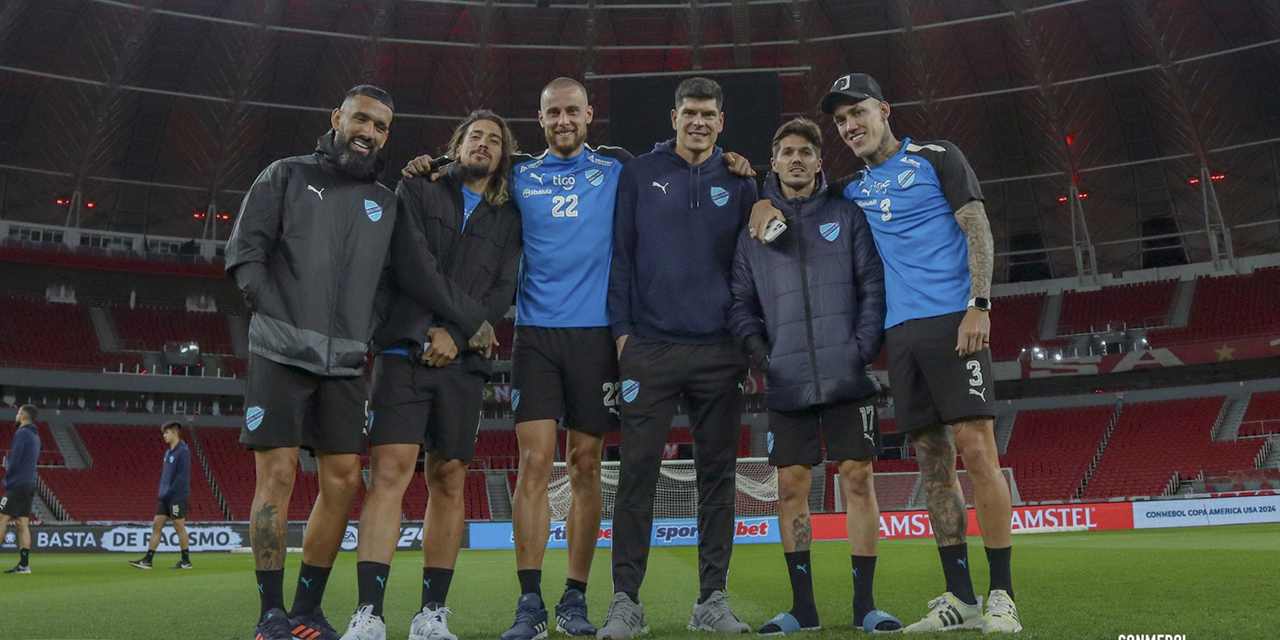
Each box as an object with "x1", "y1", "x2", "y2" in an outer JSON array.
[
  {"x1": 842, "y1": 137, "x2": 984, "y2": 329},
  {"x1": 512, "y1": 145, "x2": 630, "y2": 327}
]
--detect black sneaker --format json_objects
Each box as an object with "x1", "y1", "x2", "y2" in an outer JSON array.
[
  {"x1": 129, "y1": 558, "x2": 153, "y2": 569},
  {"x1": 288, "y1": 606, "x2": 341, "y2": 640},
  {"x1": 255, "y1": 608, "x2": 294, "y2": 640},
  {"x1": 171, "y1": 560, "x2": 193, "y2": 569},
  {"x1": 4, "y1": 564, "x2": 31, "y2": 574}
]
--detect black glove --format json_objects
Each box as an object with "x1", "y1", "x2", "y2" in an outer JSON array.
[{"x1": 743, "y1": 334, "x2": 771, "y2": 373}]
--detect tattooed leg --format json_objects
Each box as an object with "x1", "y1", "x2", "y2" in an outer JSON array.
[
  {"x1": 777, "y1": 465, "x2": 814, "y2": 553},
  {"x1": 912, "y1": 425, "x2": 967, "y2": 547},
  {"x1": 251, "y1": 447, "x2": 298, "y2": 570}
]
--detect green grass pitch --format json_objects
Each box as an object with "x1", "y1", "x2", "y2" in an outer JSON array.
[{"x1": 3, "y1": 524, "x2": 1276, "y2": 639}]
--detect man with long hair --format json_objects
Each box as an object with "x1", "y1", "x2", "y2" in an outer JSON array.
[{"x1": 340, "y1": 110, "x2": 522, "y2": 640}]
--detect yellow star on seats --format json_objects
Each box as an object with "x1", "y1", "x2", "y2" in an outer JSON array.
[{"x1": 1215, "y1": 344, "x2": 1236, "y2": 360}]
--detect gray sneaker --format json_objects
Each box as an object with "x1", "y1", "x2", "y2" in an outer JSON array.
[
  {"x1": 688, "y1": 591, "x2": 750, "y2": 634},
  {"x1": 596, "y1": 593, "x2": 648, "y2": 639}
]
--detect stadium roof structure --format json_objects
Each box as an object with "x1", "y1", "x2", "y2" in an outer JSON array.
[{"x1": 0, "y1": 0, "x2": 1278, "y2": 283}]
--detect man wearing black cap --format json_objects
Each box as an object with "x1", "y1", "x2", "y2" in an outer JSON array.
[
  {"x1": 750, "y1": 73, "x2": 1020, "y2": 634},
  {"x1": 227, "y1": 85, "x2": 495, "y2": 640}
]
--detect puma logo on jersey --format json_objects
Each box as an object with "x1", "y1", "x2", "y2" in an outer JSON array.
[
  {"x1": 652, "y1": 181, "x2": 669, "y2": 194},
  {"x1": 969, "y1": 388, "x2": 987, "y2": 401},
  {"x1": 530, "y1": 173, "x2": 545, "y2": 185},
  {"x1": 307, "y1": 185, "x2": 324, "y2": 200}
]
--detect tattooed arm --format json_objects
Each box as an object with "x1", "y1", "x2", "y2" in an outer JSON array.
[{"x1": 954, "y1": 200, "x2": 993, "y2": 356}]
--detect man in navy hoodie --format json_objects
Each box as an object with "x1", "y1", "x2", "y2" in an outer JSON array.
[
  {"x1": 130, "y1": 421, "x2": 193, "y2": 570},
  {"x1": 729, "y1": 118, "x2": 900, "y2": 634},
  {"x1": 1, "y1": 404, "x2": 40, "y2": 574},
  {"x1": 600, "y1": 77, "x2": 758, "y2": 639}
]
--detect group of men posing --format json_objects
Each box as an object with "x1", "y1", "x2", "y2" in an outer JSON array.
[{"x1": 212, "y1": 72, "x2": 1022, "y2": 640}]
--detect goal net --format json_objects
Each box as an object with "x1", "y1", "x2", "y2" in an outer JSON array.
[{"x1": 549, "y1": 458, "x2": 778, "y2": 520}]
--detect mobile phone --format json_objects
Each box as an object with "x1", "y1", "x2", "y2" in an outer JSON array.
[{"x1": 762, "y1": 218, "x2": 787, "y2": 243}]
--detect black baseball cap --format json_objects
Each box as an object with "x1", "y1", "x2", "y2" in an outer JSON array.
[{"x1": 820, "y1": 73, "x2": 884, "y2": 114}]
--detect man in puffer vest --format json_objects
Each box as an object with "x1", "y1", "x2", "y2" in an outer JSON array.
[{"x1": 728, "y1": 118, "x2": 901, "y2": 634}]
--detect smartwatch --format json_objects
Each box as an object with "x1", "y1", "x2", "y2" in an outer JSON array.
[{"x1": 968, "y1": 297, "x2": 992, "y2": 311}]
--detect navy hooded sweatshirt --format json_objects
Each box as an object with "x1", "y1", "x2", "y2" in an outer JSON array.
[
  {"x1": 608, "y1": 140, "x2": 758, "y2": 344},
  {"x1": 157, "y1": 440, "x2": 191, "y2": 503},
  {"x1": 4, "y1": 423, "x2": 38, "y2": 488}
]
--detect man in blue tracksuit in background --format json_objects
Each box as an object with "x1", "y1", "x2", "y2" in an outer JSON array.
[
  {"x1": 599, "y1": 77, "x2": 759, "y2": 639},
  {"x1": 728, "y1": 118, "x2": 900, "y2": 634},
  {"x1": 131, "y1": 421, "x2": 193, "y2": 570},
  {"x1": 1, "y1": 404, "x2": 40, "y2": 574}
]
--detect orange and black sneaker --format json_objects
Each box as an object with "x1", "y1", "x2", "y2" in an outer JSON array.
[{"x1": 289, "y1": 606, "x2": 341, "y2": 640}]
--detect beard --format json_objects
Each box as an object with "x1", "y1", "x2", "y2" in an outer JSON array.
[
  {"x1": 333, "y1": 130, "x2": 381, "y2": 177},
  {"x1": 457, "y1": 156, "x2": 494, "y2": 181}
]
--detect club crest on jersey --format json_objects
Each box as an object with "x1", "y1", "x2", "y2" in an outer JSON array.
[
  {"x1": 710, "y1": 186, "x2": 730, "y2": 207},
  {"x1": 621, "y1": 380, "x2": 640, "y2": 404},
  {"x1": 896, "y1": 169, "x2": 916, "y2": 189},
  {"x1": 511, "y1": 389, "x2": 521, "y2": 411},
  {"x1": 364, "y1": 199, "x2": 383, "y2": 221},
  {"x1": 585, "y1": 168, "x2": 605, "y2": 187},
  {"x1": 767, "y1": 431, "x2": 775, "y2": 453},
  {"x1": 246, "y1": 406, "x2": 265, "y2": 432},
  {"x1": 819, "y1": 222, "x2": 841, "y2": 242}
]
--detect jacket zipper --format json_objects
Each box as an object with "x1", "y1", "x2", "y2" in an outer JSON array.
[
  {"x1": 795, "y1": 199, "x2": 823, "y2": 400},
  {"x1": 327, "y1": 182, "x2": 352, "y2": 371}
]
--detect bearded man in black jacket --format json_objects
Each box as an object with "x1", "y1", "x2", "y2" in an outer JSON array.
[{"x1": 226, "y1": 86, "x2": 494, "y2": 640}]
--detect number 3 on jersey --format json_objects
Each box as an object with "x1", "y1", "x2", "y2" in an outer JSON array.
[{"x1": 552, "y1": 194, "x2": 579, "y2": 218}]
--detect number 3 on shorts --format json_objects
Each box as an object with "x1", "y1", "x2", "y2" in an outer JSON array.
[{"x1": 966, "y1": 360, "x2": 983, "y2": 386}]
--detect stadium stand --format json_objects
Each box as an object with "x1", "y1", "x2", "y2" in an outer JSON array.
[
  {"x1": 1204, "y1": 469, "x2": 1280, "y2": 492},
  {"x1": 0, "y1": 295, "x2": 140, "y2": 370},
  {"x1": 109, "y1": 303, "x2": 239, "y2": 354},
  {"x1": 473, "y1": 431, "x2": 520, "y2": 469},
  {"x1": 1083, "y1": 398, "x2": 1267, "y2": 500},
  {"x1": 1057, "y1": 280, "x2": 1177, "y2": 335},
  {"x1": 1001, "y1": 406, "x2": 1113, "y2": 502},
  {"x1": 1239, "y1": 390, "x2": 1280, "y2": 438},
  {"x1": 1148, "y1": 268, "x2": 1280, "y2": 345},
  {"x1": 0, "y1": 421, "x2": 64, "y2": 466},
  {"x1": 990, "y1": 293, "x2": 1047, "y2": 361},
  {"x1": 39, "y1": 424, "x2": 222, "y2": 521},
  {"x1": 196, "y1": 428, "x2": 258, "y2": 520}
]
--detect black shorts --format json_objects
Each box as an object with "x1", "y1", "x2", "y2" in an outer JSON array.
[
  {"x1": 885, "y1": 311, "x2": 996, "y2": 433},
  {"x1": 368, "y1": 353, "x2": 485, "y2": 461},
  {"x1": 767, "y1": 398, "x2": 881, "y2": 467},
  {"x1": 240, "y1": 354, "x2": 368, "y2": 454},
  {"x1": 0, "y1": 483, "x2": 35, "y2": 518},
  {"x1": 157, "y1": 500, "x2": 188, "y2": 520},
  {"x1": 511, "y1": 326, "x2": 620, "y2": 435}
]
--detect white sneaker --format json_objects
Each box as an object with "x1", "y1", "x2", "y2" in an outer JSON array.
[
  {"x1": 982, "y1": 590, "x2": 1022, "y2": 634},
  {"x1": 410, "y1": 604, "x2": 458, "y2": 640},
  {"x1": 340, "y1": 604, "x2": 386, "y2": 640},
  {"x1": 903, "y1": 592, "x2": 983, "y2": 633}
]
